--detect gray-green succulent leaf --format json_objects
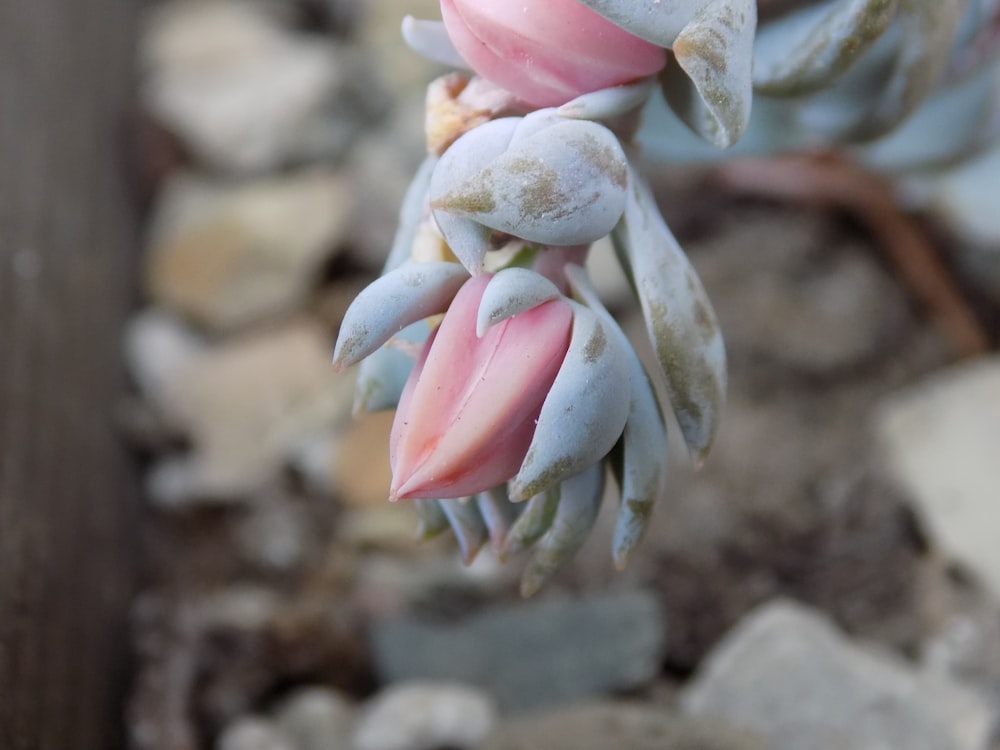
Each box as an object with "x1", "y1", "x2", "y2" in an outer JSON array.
[
  {"x1": 557, "y1": 78, "x2": 659, "y2": 120},
  {"x1": 520, "y1": 462, "x2": 606, "y2": 597},
  {"x1": 353, "y1": 320, "x2": 432, "y2": 414},
  {"x1": 439, "y1": 496, "x2": 489, "y2": 565},
  {"x1": 565, "y1": 264, "x2": 668, "y2": 570},
  {"x1": 753, "y1": 0, "x2": 899, "y2": 97},
  {"x1": 659, "y1": 0, "x2": 757, "y2": 148},
  {"x1": 613, "y1": 166, "x2": 726, "y2": 465},
  {"x1": 430, "y1": 114, "x2": 629, "y2": 250},
  {"x1": 333, "y1": 261, "x2": 468, "y2": 368},
  {"x1": 413, "y1": 497, "x2": 450, "y2": 540},
  {"x1": 846, "y1": 0, "x2": 967, "y2": 140},
  {"x1": 510, "y1": 301, "x2": 631, "y2": 501},
  {"x1": 385, "y1": 155, "x2": 438, "y2": 272},
  {"x1": 574, "y1": 0, "x2": 715, "y2": 47},
  {"x1": 476, "y1": 267, "x2": 563, "y2": 336},
  {"x1": 505, "y1": 488, "x2": 561, "y2": 556},
  {"x1": 476, "y1": 487, "x2": 520, "y2": 554},
  {"x1": 401, "y1": 16, "x2": 469, "y2": 70}
]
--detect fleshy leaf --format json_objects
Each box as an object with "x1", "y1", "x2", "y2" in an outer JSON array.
[
  {"x1": 439, "y1": 497, "x2": 488, "y2": 564},
  {"x1": 333, "y1": 262, "x2": 469, "y2": 369},
  {"x1": 414, "y1": 498, "x2": 450, "y2": 539},
  {"x1": 859, "y1": 60, "x2": 1000, "y2": 170},
  {"x1": 477, "y1": 267, "x2": 562, "y2": 335},
  {"x1": 504, "y1": 487, "x2": 561, "y2": 555},
  {"x1": 432, "y1": 119, "x2": 629, "y2": 246},
  {"x1": 430, "y1": 117, "x2": 520, "y2": 271},
  {"x1": 848, "y1": 0, "x2": 965, "y2": 139},
  {"x1": 476, "y1": 487, "x2": 520, "y2": 554},
  {"x1": 565, "y1": 265, "x2": 668, "y2": 570},
  {"x1": 401, "y1": 16, "x2": 469, "y2": 70},
  {"x1": 510, "y1": 301, "x2": 631, "y2": 500},
  {"x1": 557, "y1": 79, "x2": 658, "y2": 120},
  {"x1": 385, "y1": 156, "x2": 439, "y2": 272},
  {"x1": 659, "y1": 0, "x2": 757, "y2": 148},
  {"x1": 353, "y1": 320, "x2": 432, "y2": 414},
  {"x1": 613, "y1": 166, "x2": 726, "y2": 464},
  {"x1": 573, "y1": 0, "x2": 712, "y2": 47},
  {"x1": 520, "y1": 463, "x2": 606, "y2": 596},
  {"x1": 753, "y1": 0, "x2": 899, "y2": 96}
]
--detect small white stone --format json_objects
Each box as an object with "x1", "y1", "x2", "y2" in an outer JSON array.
[
  {"x1": 271, "y1": 686, "x2": 356, "y2": 750},
  {"x1": 125, "y1": 308, "x2": 207, "y2": 410},
  {"x1": 682, "y1": 600, "x2": 994, "y2": 750},
  {"x1": 353, "y1": 682, "x2": 497, "y2": 750},
  {"x1": 875, "y1": 357, "x2": 1000, "y2": 598},
  {"x1": 217, "y1": 717, "x2": 295, "y2": 750},
  {"x1": 235, "y1": 499, "x2": 312, "y2": 571}
]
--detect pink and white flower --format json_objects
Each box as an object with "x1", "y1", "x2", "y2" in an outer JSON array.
[{"x1": 439, "y1": 0, "x2": 667, "y2": 107}]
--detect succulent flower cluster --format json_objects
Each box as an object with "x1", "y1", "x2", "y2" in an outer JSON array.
[{"x1": 335, "y1": 0, "x2": 1000, "y2": 593}]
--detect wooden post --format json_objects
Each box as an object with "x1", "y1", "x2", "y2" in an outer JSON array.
[{"x1": 0, "y1": 1, "x2": 140, "y2": 748}]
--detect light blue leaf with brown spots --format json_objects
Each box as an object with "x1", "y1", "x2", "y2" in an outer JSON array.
[
  {"x1": 430, "y1": 117, "x2": 520, "y2": 272},
  {"x1": 520, "y1": 463, "x2": 606, "y2": 597},
  {"x1": 613, "y1": 165, "x2": 726, "y2": 465},
  {"x1": 504, "y1": 487, "x2": 561, "y2": 556},
  {"x1": 477, "y1": 267, "x2": 562, "y2": 336},
  {"x1": 557, "y1": 79, "x2": 658, "y2": 120},
  {"x1": 753, "y1": 0, "x2": 899, "y2": 96},
  {"x1": 565, "y1": 264, "x2": 668, "y2": 570},
  {"x1": 574, "y1": 0, "x2": 713, "y2": 47},
  {"x1": 333, "y1": 261, "x2": 468, "y2": 368},
  {"x1": 384, "y1": 156, "x2": 438, "y2": 272},
  {"x1": 431, "y1": 119, "x2": 629, "y2": 246},
  {"x1": 510, "y1": 301, "x2": 630, "y2": 501},
  {"x1": 352, "y1": 320, "x2": 431, "y2": 414},
  {"x1": 476, "y1": 487, "x2": 521, "y2": 555},
  {"x1": 659, "y1": 0, "x2": 757, "y2": 148},
  {"x1": 439, "y1": 496, "x2": 488, "y2": 565}
]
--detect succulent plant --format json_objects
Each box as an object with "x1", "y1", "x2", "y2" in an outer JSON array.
[{"x1": 335, "y1": 0, "x2": 1000, "y2": 594}]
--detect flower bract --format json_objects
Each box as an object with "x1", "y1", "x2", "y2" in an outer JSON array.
[
  {"x1": 390, "y1": 273, "x2": 573, "y2": 500},
  {"x1": 440, "y1": 0, "x2": 666, "y2": 107}
]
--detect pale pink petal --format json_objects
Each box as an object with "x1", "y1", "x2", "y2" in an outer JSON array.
[
  {"x1": 390, "y1": 274, "x2": 572, "y2": 499},
  {"x1": 441, "y1": 0, "x2": 666, "y2": 107}
]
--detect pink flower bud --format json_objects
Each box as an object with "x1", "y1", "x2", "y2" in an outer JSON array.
[
  {"x1": 390, "y1": 274, "x2": 572, "y2": 500},
  {"x1": 440, "y1": 0, "x2": 667, "y2": 108}
]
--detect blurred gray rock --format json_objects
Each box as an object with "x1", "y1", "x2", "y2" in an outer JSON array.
[
  {"x1": 146, "y1": 169, "x2": 353, "y2": 333},
  {"x1": 149, "y1": 319, "x2": 353, "y2": 504},
  {"x1": 217, "y1": 717, "x2": 295, "y2": 750},
  {"x1": 195, "y1": 586, "x2": 282, "y2": 632},
  {"x1": 141, "y1": 0, "x2": 363, "y2": 172},
  {"x1": 352, "y1": 681, "x2": 496, "y2": 750},
  {"x1": 372, "y1": 590, "x2": 666, "y2": 712},
  {"x1": 235, "y1": 497, "x2": 314, "y2": 572},
  {"x1": 271, "y1": 687, "x2": 356, "y2": 750},
  {"x1": 693, "y1": 209, "x2": 909, "y2": 375},
  {"x1": 682, "y1": 600, "x2": 994, "y2": 750},
  {"x1": 480, "y1": 701, "x2": 767, "y2": 750},
  {"x1": 875, "y1": 357, "x2": 1000, "y2": 598}
]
